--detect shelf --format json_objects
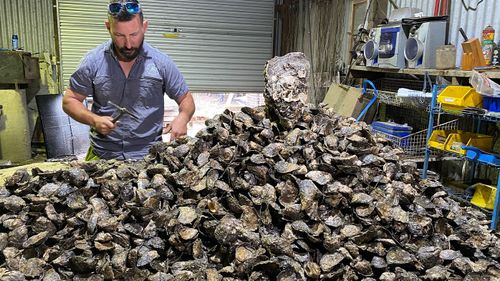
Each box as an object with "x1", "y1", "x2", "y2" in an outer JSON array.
[
  {"x1": 363, "y1": 88, "x2": 430, "y2": 109},
  {"x1": 409, "y1": 155, "x2": 461, "y2": 163},
  {"x1": 428, "y1": 146, "x2": 475, "y2": 162},
  {"x1": 431, "y1": 108, "x2": 500, "y2": 123},
  {"x1": 423, "y1": 84, "x2": 500, "y2": 230},
  {"x1": 351, "y1": 65, "x2": 500, "y2": 79}
]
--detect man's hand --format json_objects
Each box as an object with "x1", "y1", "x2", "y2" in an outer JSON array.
[
  {"x1": 63, "y1": 89, "x2": 119, "y2": 136},
  {"x1": 164, "y1": 116, "x2": 188, "y2": 140},
  {"x1": 93, "y1": 116, "x2": 117, "y2": 135},
  {"x1": 164, "y1": 92, "x2": 195, "y2": 140}
]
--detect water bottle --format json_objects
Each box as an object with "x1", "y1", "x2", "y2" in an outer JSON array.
[{"x1": 12, "y1": 34, "x2": 19, "y2": 50}]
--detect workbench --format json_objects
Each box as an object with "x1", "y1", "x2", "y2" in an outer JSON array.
[{"x1": 0, "y1": 51, "x2": 40, "y2": 103}]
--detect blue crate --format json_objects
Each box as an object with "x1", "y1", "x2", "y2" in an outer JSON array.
[
  {"x1": 483, "y1": 96, "x2": 500, "y2": 112},
  {"x1": 372, "y1": 121, "x2": 413, "y2": 137}
]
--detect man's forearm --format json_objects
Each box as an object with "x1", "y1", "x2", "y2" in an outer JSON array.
[
  {"x1": 63, "y1": 92, "x2": 98, "y2": 127},
  {"x1": 177, "y1": 92, "x2": 195, "y2": 123}
]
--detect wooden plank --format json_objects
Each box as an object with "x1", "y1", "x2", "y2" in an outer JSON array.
[{"x1": 350, "y1": 65, "x2": 500, "y2": 79}]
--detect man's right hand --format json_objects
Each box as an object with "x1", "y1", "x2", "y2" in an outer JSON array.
[
  {"x1": 93, "y1": 116, "x2": 117, "y2": 135},
  {"x1": 63, "y1": 89, "x2": 118, "y2": 136}
]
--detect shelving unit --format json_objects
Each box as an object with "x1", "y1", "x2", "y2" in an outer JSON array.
[
  {"x1": 422, "y1": 85, "x2": 500, "y2": 230},
  {"x1": 351, "y1": 65, "x2": 500, "y2": 79}
]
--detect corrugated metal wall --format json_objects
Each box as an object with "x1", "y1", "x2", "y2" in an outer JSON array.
[
  {"x1": 387, "y1": 0, "x2": 435, "y2": 17},
  {"x1": 449, "y1": 0, "x2": 500, "y2": 65},
  {"x1": 57, "y1": 0, "x2": 110, "y2": 90},
  {"x1": 58, "y1": 0, "x2": 274, "y2": 92},
  {"x1": 0, "y1": 0, "x2": 56, "y2": 55},
  {"x1": 388, "y1": 0, "x2": 500, "y2": 66}
]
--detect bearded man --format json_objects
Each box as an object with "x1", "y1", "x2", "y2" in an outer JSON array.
[{"x1": 63, "y1": 0, "x2": 195, "y2": 160}]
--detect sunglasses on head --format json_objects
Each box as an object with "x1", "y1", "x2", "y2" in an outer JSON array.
[{"x1": 108, "y1": 2, "x2": 141, "y2": 16}]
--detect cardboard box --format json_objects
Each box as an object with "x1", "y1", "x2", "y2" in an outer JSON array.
[{"x1": 323, "y1": 83, "x2": 377, "y2": 122}]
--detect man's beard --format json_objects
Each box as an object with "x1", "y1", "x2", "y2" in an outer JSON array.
[{"x1": 115, "y1": 40, "x2": 143, "y2": 62}]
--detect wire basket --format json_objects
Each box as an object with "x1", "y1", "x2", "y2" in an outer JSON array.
[
  {"x1": 364, "y1": 88, "x2": 431, "y2": 109},
  {"x1": 372, "y1": 119, "x2": 459, "y2": 160}
]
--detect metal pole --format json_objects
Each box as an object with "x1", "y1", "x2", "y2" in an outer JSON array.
[
  {"x1": 422, "y1": 85, "x2": 439, "y2": 178},
  {"x1": 490, "y1": 170, "x2": 500, "y2": 230},
  {"x1": 54, "y1": 0, "x2": 64, "y2": 94}
]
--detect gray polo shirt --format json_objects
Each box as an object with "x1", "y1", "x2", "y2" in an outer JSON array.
[{"x1": 69, "y1": 40, "x2": 188, "y2": 160}]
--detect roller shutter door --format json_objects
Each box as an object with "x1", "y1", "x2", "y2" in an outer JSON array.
[{"x1": 58, "y1": 0, "x2": 274, "y2": 92}]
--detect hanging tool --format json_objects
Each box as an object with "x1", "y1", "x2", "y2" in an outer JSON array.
[{"x1": 108, "y1": 101, "x2": 140, "y2": 123}]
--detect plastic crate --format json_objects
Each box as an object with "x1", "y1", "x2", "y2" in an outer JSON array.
[
  {"x1": 372, "y1": 119, "x2": 458, "y2": 159},
  {"x1": 372, "y1": 121, "x2": 413, "y2": 138},
  {"x1": 428, "y1": 130, "x2": 457, "y2": 151},
  {"x1": 483, "y1": 96, "x2": 500, "y2": 112},
  {"x1": 443, "y1": 131, "x2": 473, "y2": 154},
  {"x1": 470, "y1": 183, "x2": 497, "y2": 210},
  {"x1": 437, "y1": 86, "x2": 483, "y2": 111},
  {"x1": 444, "y1": 132, "x2": 493, "y2": 155},
  {"x1": 463, "y1": 146, "x2": 500, "y2": 166}
]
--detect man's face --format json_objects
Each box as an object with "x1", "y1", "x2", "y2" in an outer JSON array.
[{"x1": 106, "y1": 16, "x2": 148, "y2": 62}]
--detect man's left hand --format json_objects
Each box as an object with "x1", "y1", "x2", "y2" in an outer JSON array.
[
  {"x1": 164, "y1": 92, "x2": 195, "y2": 140},
  {"x1": 164, "y1": 116, "x2": 188, "y2": 140}
]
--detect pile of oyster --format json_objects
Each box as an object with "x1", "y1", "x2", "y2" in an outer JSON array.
[{"x1": 1, "y1": 53, "x2": 499, "y2": 280}]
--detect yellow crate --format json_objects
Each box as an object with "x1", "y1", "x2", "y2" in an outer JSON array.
[
  {"x1": 467, "y1": 134, "x2": 494, "y2": 152},
  {"x1": 470, "y1": 183, "x2": 497, "y2": 210},
  {"x1": 428, "y1": 130, "x2": 457, "y2": 150},
  {"x1": 437, "y1": 86, "x2": 483, "y2": 111},
  {"x1": 444, "y1": 132, "x2": 493, "y2": 155},
  {"x1": 444, "y1": 132, "x2": 474, "y2": 154}
]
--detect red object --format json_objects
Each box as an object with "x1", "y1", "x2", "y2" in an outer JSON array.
[
  {"x1": 441, "y1": 0, "x2": 447, "y2": 15},
  {"x1": 434, "y1": 0, "x2": 448, "y2": 16}
]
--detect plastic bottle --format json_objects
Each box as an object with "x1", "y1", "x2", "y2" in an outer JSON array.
[
  {"x1": 482, "y1": 26, "x2": 495, "y2": 65},
  {"x1": 11, "y1": 33, "x2": 18, "y2": 50},
  {"x1": 483, "y1": 25, "x2": 495, "y2": 43}
]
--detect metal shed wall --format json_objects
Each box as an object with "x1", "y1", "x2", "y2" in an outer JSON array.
[
  {"x1": 0, "y1": 0, "x2": 56, "y2": 55},
  {"x1": 58, "y1": 0, "x2": 274, "y2": 92},
  {"x1": 388, "y1": 0, "x2": 500, "y2": 67}
]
